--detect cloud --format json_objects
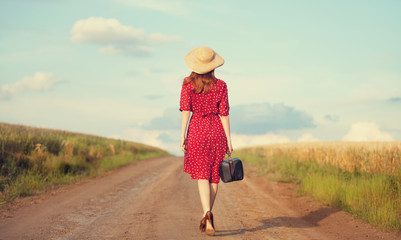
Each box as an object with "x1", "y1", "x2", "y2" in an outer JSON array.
[
  {"x1": 70, "y1": 17, "x2": 182, "y2": 56},
  {"x1": 71, "y1": 17, "x2": 145, "y2": 44},
  {"x1": 388, "y1": 97, "x2": 401, "y2": 103},
  {"x1": 144, "y1": 103, "x2": 315, "y2": 135},
  {"x1": 113, "y1": 103, "x2": 316, "y2": 153},
  {"x1": 139, "y1": 106, "x2": 296, "y2": 152},
  {"x1": 157, "y1": 132, "x2": 177, "y2": 143},
  {"x1": 0, "y1": 72, "x2": 62, "y2": 100},
  {"x1": 297, "y1": 133, "x2": 320, "y2": 142},
  {"x1": 324, "y1": 114, "x2": 340, "y2": 122},
  {"x1": 342, "y1": 122, "x2": 394, "y2": 141},
  {"x1": 137, "y1": 102, "x2": 314, "y2": 152},
  {"x1": 115, "y1": 126, "x2": 291, "y2": 154},
  {"x1": 232, "y1": 133, "x2": 290, "y2": 149},
  {"x1": 144, "y1": 108, "x2": 181, "y2": 130},
  {"x1": 112, "y1": 127, "x2": 180, "y2": 154},
  {"x1": 230, "y1": 103, "x2": 315, "y2": 134},
  {"x1": 117, "y1": 0, "x2": 189, "y2": 16}
]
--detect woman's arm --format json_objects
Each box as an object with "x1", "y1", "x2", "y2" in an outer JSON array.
[
  {"x1": 180, "y1": 111, "x2": 191, "y2": 153},
  {"x1": 220, "y1": 115, "x2": 233, "y2": 154}
]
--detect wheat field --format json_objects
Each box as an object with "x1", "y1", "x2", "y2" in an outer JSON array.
[
  {"x1": 236, "y1": 141, "x2": 401, "y2": 230},
  {"x1": 238, "y1": 141, "x2": 401, "y2": 175}
]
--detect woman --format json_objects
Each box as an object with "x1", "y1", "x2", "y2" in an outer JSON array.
[{"x1": 179, "y1": 46, "x2": 233, "y2": 236}]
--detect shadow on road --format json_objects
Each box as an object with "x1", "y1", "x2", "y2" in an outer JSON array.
[{"x1": 215, "y1": 207, "x2": 338, "y2": 237}]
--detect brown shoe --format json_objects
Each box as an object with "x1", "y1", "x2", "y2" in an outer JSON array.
[
  {"x1": 210, "y1": 212, "x2": 214, "y2": 228},
  {"x1": 199, "y1": 216, "x2": 206, "y2": 232},
  {"x1": 205, "y1": 211, "x2": 215, "y2": 236}
]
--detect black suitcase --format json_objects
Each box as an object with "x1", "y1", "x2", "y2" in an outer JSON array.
[{"x1": 219, "y1": 156, "x2": 244, "y2": 183}]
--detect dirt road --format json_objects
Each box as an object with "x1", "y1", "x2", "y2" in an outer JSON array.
[{"x1": 0, "y1": 156, "x2": 399, "y2": 239}]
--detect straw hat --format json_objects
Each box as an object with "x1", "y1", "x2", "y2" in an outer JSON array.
[{"x1": 185, "y1": 47, "x2": 224, "y2": 74}]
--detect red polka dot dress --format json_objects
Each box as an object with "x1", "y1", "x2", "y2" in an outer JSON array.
[{"x1": 179, "y1": 78, "x2": 230, "y2": 183}]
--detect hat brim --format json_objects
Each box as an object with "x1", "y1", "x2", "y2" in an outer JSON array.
[{"x1": 185, "y1": 48, "x2": 224, "y2": 74}]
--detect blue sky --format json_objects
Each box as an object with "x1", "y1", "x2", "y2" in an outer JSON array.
[{"x1": 1, "y1": 0, "x2": 400, "y2": 154}]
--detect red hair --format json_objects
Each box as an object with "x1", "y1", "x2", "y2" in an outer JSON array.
[{"x1": 183, "y1": 70, "x2": 217, "y2": 94}]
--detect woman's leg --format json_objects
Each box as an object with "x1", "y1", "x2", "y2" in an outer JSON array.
[
  {"x1": 198, "y1": 179, "x2": 211, "y2": 216},
  {"x1": 209, "y1": 183, "x2": 218, "y2": 211}
]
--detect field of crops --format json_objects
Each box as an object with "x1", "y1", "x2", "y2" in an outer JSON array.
[
  {"x1": 0, "y1": 122, "x2": 169, "y2": 203},
  {"x1": 236, "y1": 142, "x2": 401, "y2": 231},
  {"x1": 238, "y1": 141, "x2": 401, "y2": 175}
]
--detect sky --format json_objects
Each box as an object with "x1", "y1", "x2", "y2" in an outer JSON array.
[{"x1": 1, "y1": 0, "x2": 400, "y2": 155}]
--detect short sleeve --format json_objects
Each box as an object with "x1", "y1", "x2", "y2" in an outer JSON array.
[
  {"x1": 179, "y1": 83, "x2": 192, "y2": 112},
  {"x1": 219, "y1": 83, "x2": 229, "y2": 116}
]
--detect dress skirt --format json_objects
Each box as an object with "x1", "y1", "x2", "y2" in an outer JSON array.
[{"x1": 184, "y1": 113, "x2": 227, "y2": 183}]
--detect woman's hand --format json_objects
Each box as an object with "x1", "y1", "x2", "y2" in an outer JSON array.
[
  {"x1": 180, "y1": 138, "x2": 188, "y2": 153},
  {"x1": 227, "y1": 140, "x2": 233, "y2": 155}
]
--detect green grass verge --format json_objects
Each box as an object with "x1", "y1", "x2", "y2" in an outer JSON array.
[
  {"x1": 0, "y1": 122, "x2": 170, "y2": 204},
  {"x1": 0, "y1": 151, "x2": 168, "y2": 204},
  {"x1": 236, "y1": 151, "x2": 401, "y2": 231}
]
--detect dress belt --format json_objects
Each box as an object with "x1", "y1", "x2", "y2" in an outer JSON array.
[{"x1": 193, "y1": 112, "x2": 218, "y2": 117}]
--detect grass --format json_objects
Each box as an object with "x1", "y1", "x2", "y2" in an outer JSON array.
[
  {"x1": 0, "y1": 122, "x2": 170, "y2": 204},
  {"x1": 236, "y1": 142, "x2": 401, "y2": 231}
]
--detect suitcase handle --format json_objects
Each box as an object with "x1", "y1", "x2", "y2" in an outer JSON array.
[{"x1": 227, "y1": 154, "x2": 234, "y2": 178}]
